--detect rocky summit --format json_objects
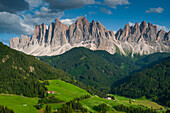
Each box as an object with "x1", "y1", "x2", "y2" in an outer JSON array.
[{"x1": 10, "y1": 17, "x2": 170, "y2": 56}]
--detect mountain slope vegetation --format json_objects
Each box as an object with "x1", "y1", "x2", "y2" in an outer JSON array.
[
  {"x1": 0, "y1": 42, "x2": 71, "y2": 97},
  {"x1": 39, "y1": 47, "x2": 123, "y2": 94},
  {"x1": 111, "y1": 56, "x2": 170, "y2": 106},
  {"x1": 0, "y1": 42, "x2": 108, "y2": 97},
  {"x1": 39, "y1": 47, "x2": 170, "y2": 98}
]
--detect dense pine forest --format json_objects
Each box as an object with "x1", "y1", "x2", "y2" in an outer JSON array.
[
  {"x1": 0, "y1": 42, "x2": 74, "y2": 97},
  {"x1": 111, "y1": 56, "x2": 170, "y2": 106}
]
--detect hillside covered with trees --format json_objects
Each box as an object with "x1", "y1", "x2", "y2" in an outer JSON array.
[
  {"x1": 39, "y1": 47, "x2": 170, "y2": 98},
  {"x1": 0, "y1": 42, "x2": 72, "y2": 97},
  {"x1": 111, "y1": 56, "x2": 170, "y2": 106},
  {"x1": 0, "y1": 42, "x2": 108, "y2": 97}
]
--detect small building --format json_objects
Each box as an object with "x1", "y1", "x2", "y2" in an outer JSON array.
[
  {"x1": 132, "y1": 99, "x2": 135, "y2": 102},
  {"x1": 46, "y1": 91, "x2": 50, "y2": 93},
  {"x1": 106, "y1": 97, "x2": 112, "y2": 100},
  {"x1": 54, "y1": 109, "x2": 58, "y2": 112},
  {"x1": 50, "y1": 91, "x2": 55, "y2": 94},
  {"x1": 23, "y1": 104, "x2": 27, "y2": 106},
  {"x1": 46, "y1": 91, "x2": 55, "y2": 94}
]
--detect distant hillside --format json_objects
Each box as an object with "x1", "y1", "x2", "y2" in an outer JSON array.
[
  {"x1": 39, "y1": 47, "x2": 170, "y2": 97},
  {"x1": 39, "y1": 47, "x2": 122, "y2": 92},
  {"x1": 111, "y1": 56, "x2": 170, "y2": 106},
  {"x1": 94, "y1": 50, "x2": 170, "y2": 75},
  {"x1": 0, "y1": 42, "x2": 71, "y2": 97}
]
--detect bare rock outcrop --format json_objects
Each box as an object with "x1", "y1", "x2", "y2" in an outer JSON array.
[{"x1": 10, "y1": 17, "x2": 170, "y2": 56}]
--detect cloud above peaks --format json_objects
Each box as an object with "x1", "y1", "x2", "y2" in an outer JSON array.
[
  {"x1": 104, "y1": 0, "x2": 130, "y2": 8},
  {"x1": 156, "y1": 24, "x2": 169, "y2": 32},
  {"x1": 100, "y1": 8, "x2": 112, "y2": 15},
  {"x1": 25, "y1": 0, "x2": 44, "y2": 9},
  {"x1": 60, "y1": 17, "x2": 80, "y2": 26},
  {"x1": 146, "y1": 7, "x2": 164, "y2": 13},
  {"x1": 43, "y1": 0, "x2": 95, "y2": 11},
  {"x1": 0, "y1": 12, "x2": 34, "y2": 35},
  {"x1": 0, "y1": 0, "x2": 29, "y2": 13}
]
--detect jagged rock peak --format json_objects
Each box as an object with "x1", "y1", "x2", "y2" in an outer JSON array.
[
  {"x1": 140, "y1": 21, "x2": 147, "y2": 27},
  {"x1": 92, "y1": 20, "x2": 95, "y2": 23},
  {"x1": 10, "y1": 18, "x2": 170, "y2": 56},
  {"x1": 124, "y1": 24, "x2": 130, "y2": 31},
  {"x1": 134, "y1": 22, "x2": 139, "y2": 29},
  {"x1": 140, "y1": 20, "x2": 147, "y2": 32},
  {"x1": 76, "y1": 17, "x2": 90, "y2": 25}
]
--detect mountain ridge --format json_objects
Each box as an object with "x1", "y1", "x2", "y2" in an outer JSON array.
[{"x1": 10, "y1": 17, "x2": 170, "y2": 56}]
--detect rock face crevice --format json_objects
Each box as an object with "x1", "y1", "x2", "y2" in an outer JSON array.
[{"x1": 10, "y1": 17, "x2": 170, "y2": 56}]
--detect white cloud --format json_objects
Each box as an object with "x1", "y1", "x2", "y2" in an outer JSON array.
[
  {"x1": 44, "y1": 0, "x2": 95, "y2": 11},
  {"x1": 100, "y1": 8, "x2": 112, "y2": 15},
  {"x1": 104, "y1": 0, "x2": 130, "y2": 8},
  {"x1": 0, "y1": 12, "x2": 34, "y2": 35},
  {"x1": 25, "y1": 0, "x2": 44, "y2": 9},
  {"x1": 146, "y1": 7, "x2": 164, "y2": 13},
  {"x1": 40, "y1": 7, "x2": 50, "y2": 12},
  {"x1": 155, "y1": 24, "x2": 169, "y2": 32},
  {"x1": 128, "y1": 22, "x2": 135, "y2": 26},
  {"x1": 0, "y1": 0, "x2": 29, "y2": 13},
  {"x1": 0, "y1": 8, "x2": 64, "y2": 36},
  {"x1": 60, "y1": 17, "x2": 80, "y2": 26},
  {"x1": 89, "y1": 12, "x2": 97, "y2": 15}
]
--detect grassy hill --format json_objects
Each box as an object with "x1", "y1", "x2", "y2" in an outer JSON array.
[
  {"x1": 42, "y1": 79, "x2": 166, "y2": 113},
  {"x1": 79, "y1": 95, "x2": 165, "y2": 113},
  {"x1": 45, "y1": 79, "x2": 90, "y2": 102},
  {"x1": 0, "y1": 94, "x2": 39, "y2": 113},
  {"x1": 111, "y1": 95, "x2": 164, "y2": 110},
  {"x1": 111, "y1": 56, "x2": 170, "y2": 106}
]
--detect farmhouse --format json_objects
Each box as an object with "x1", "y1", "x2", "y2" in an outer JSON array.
[
  {"x1": 46, "y1": 91, "x2": 55, "y2": 94},
  {"x1": 46, "y1": 91, "x2": 50, "y2": 93},
  {"x1": 50, "y1": 91, "x2": 55, "y2": 94}
]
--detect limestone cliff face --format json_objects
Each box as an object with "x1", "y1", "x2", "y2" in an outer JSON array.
[
  {"x1": 10, "y1": 37, "x2": 19, "y2": 49},
  {"x1": 10, "y1": 17, "x2": 170, "y2": 56}
]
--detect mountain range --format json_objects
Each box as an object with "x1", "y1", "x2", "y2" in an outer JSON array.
[{"x1": 10, "y1": 17, "x2": 170, "y2": 56}]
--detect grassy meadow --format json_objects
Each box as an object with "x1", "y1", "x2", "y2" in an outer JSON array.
[
  {"x1": 45, "y1": 79, "x2": 90, "y2": 102},
  {"x1": 0, "y1": 94, "x2": 39, "y2": 113},
  {"x1": 80, "y1": 95, "x2": 166, "y2": 113},
  {"x1": 112, "y1": 95, "x2": 165, "y2": 110}
]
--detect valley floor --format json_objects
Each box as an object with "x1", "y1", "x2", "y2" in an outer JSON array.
[{"x1": 0, "y1": 79, "x2": 168, "y2": 113}]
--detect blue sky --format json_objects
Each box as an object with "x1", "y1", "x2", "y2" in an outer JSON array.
[{"x1": 0, "y1": 0, "x2": 169, "y2": 45}]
